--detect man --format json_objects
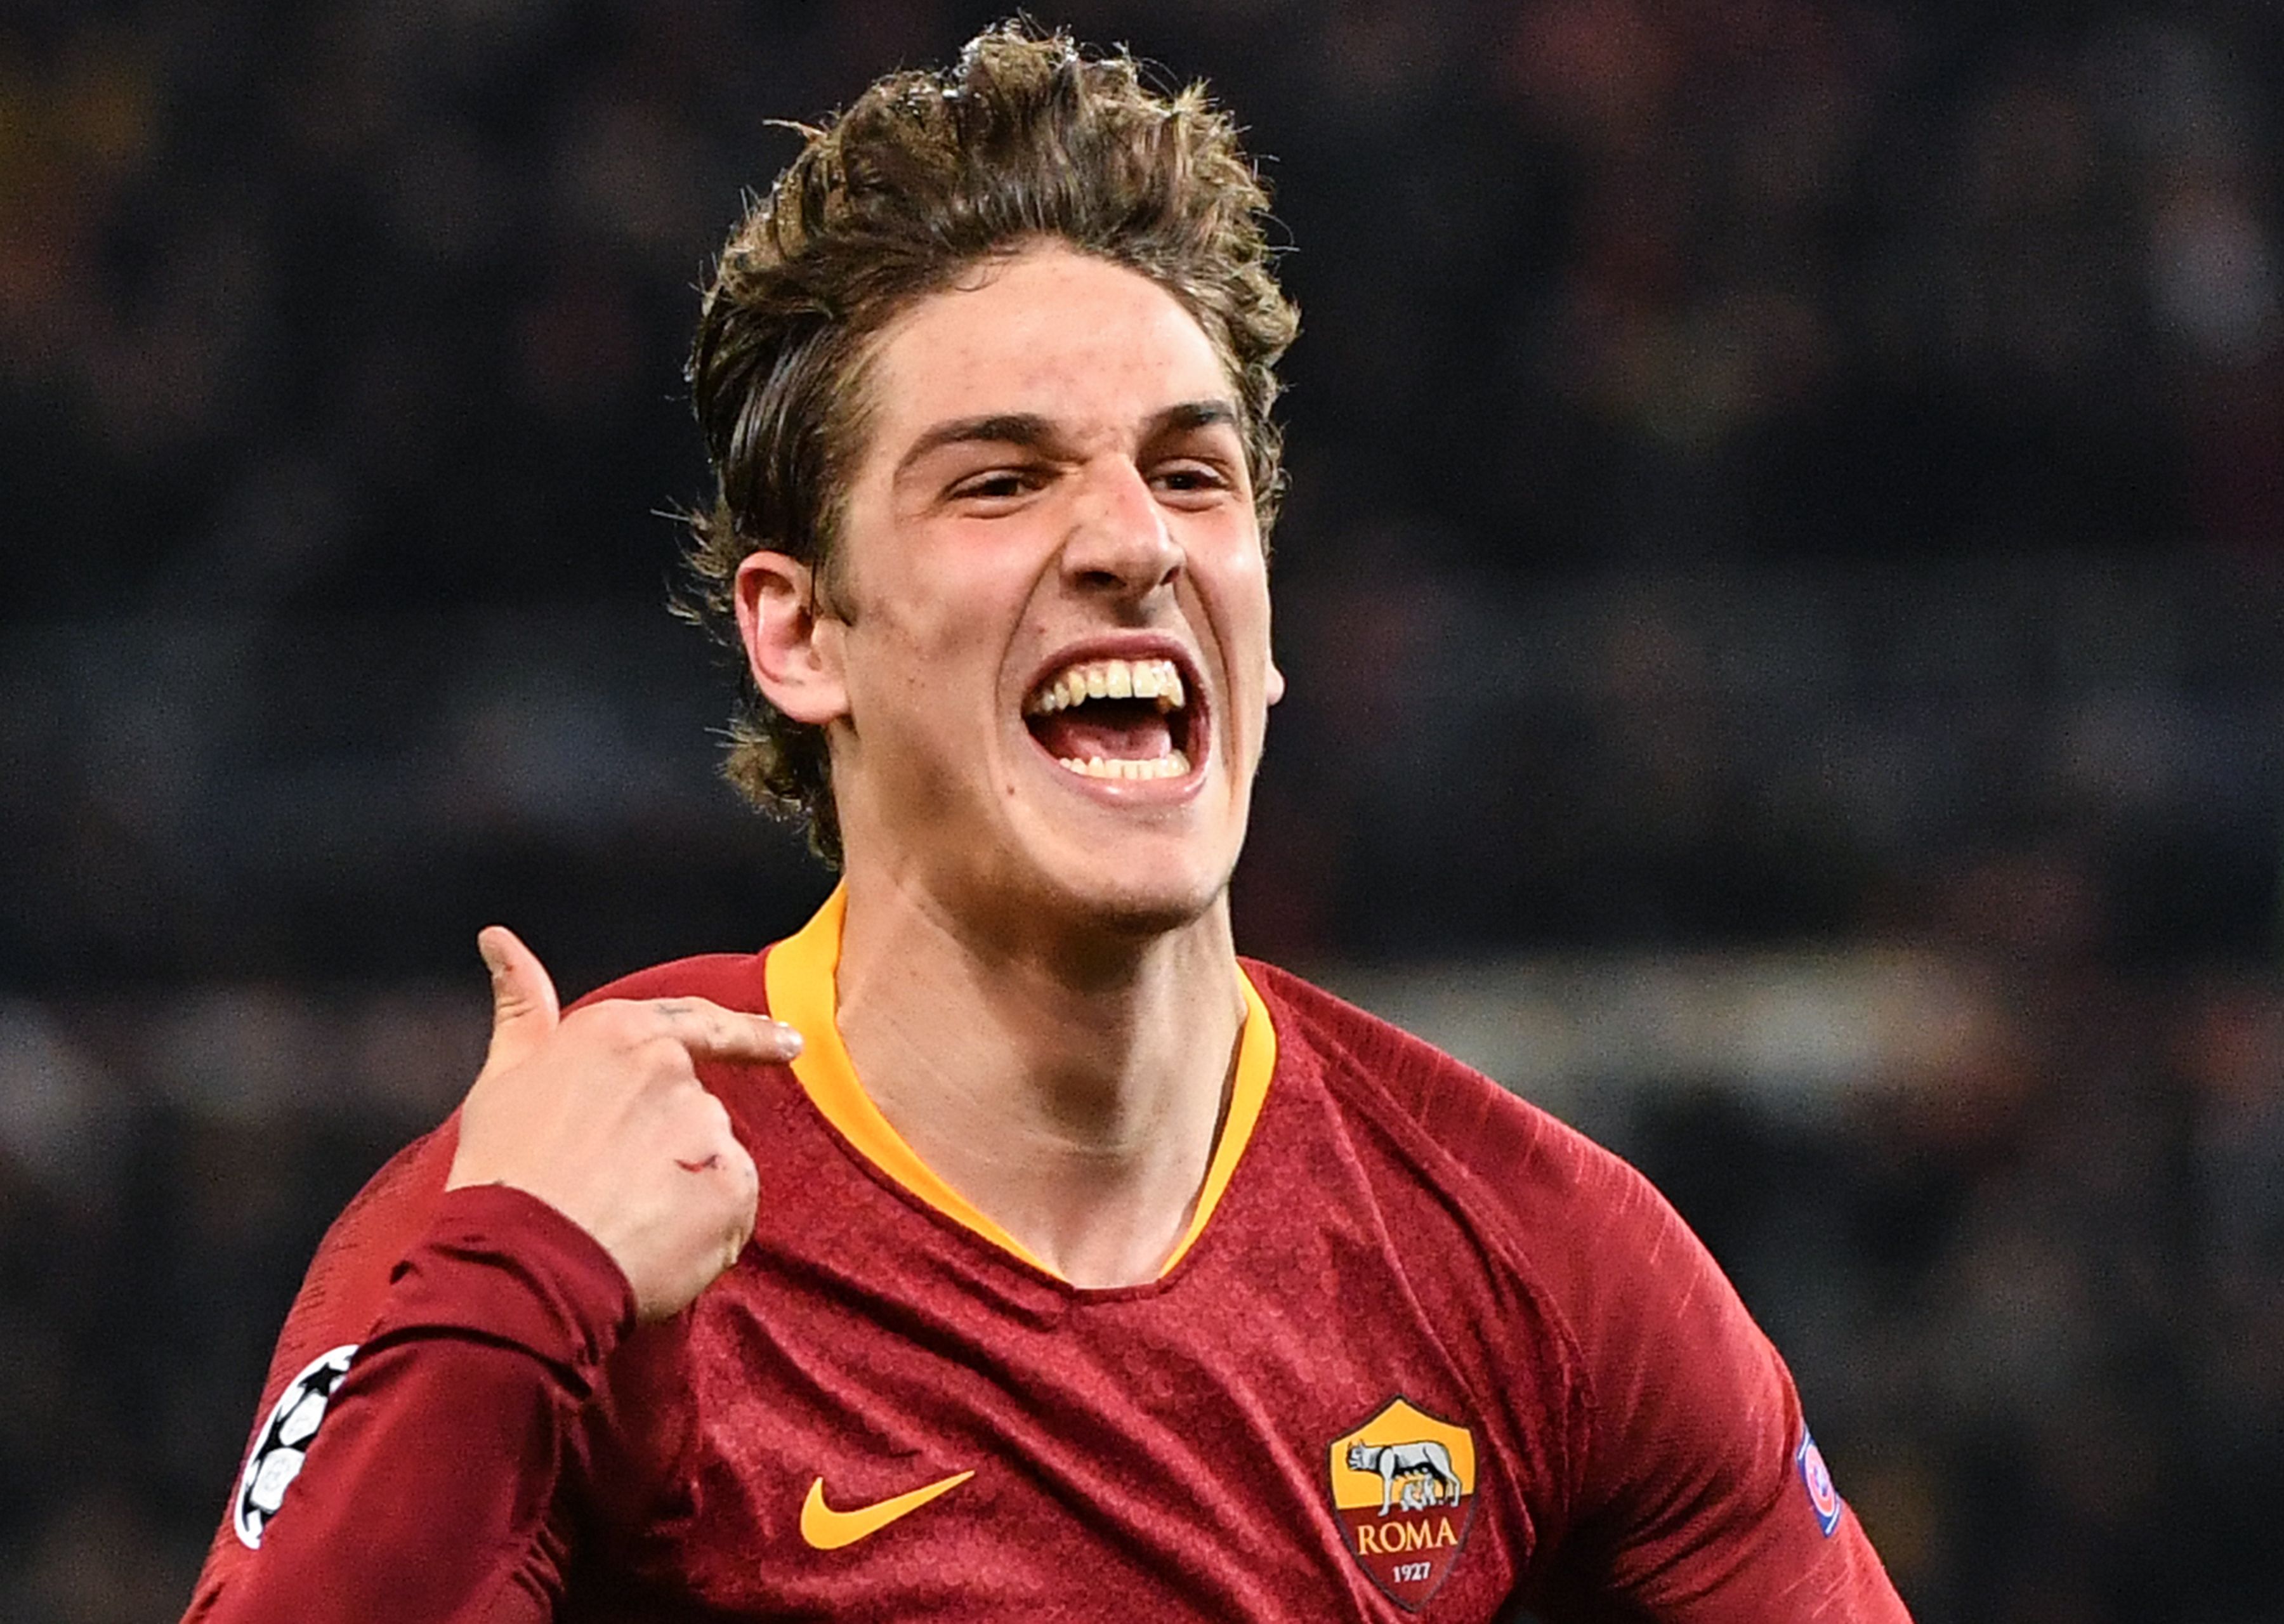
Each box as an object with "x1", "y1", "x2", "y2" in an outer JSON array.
[{"x1": 183, "y1": 23, "x2": 1910, "y2": 1621}]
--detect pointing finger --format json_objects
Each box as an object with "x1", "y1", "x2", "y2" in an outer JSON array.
[{"x1": 645, "y1": 998, "x2": 804, "y2": 1065}]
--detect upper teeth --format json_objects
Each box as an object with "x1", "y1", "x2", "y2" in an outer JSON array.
[{"x1": 1025, "y1": 657, "x2": 1186, "y2": 716}]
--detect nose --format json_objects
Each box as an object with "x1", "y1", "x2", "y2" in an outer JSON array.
[{"x1": 1059, "y1": 458, "x2": 1182, "y2": 603}]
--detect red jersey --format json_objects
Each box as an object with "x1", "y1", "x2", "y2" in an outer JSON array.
[{"x1": 183, "y1": 890, "x2": 1908, "y2": 1621}]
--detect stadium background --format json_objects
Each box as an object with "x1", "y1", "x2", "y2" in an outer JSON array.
[{"x1": 3, "y1": 1, "x2": 2281, "y2": 1618}]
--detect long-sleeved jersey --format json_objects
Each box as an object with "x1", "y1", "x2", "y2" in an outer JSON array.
[{"x1": 182, "y1": 889, "x2": 1909, "y2": 1620}]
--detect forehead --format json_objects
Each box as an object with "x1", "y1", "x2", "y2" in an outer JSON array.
[{"x1": 858, "y1": 246, "x2": 1234, "y2": 456}]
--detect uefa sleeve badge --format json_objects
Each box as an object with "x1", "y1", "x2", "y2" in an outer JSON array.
[
  {"x1": 1794, "y1": 1426, "x2": 1843, "y2": 1538},
  {"x1": 232, "y1": 1344, "x2": 358, "y2": 1549}
]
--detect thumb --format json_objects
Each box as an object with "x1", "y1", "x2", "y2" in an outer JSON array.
[{"x1": 477, "y1": 924, "x2": 560, "y2": 1073}]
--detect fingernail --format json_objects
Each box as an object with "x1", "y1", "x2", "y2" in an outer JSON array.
[{"x1": 773, "y1": 1021, "x2": 804, "y2": 1055}]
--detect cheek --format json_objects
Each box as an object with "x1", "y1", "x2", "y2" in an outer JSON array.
[
  {"x1": 1205, "y1": 549, "x2": 1275, "y2": 659},
  {"x1": 837, "y1": 616, "x2": 935, "y2": 731},
  {"x1": 847, "y1": 596, "x2": 1003, "y2": 734}
]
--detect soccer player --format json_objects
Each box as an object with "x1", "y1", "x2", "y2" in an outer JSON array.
[{"x1": 182, "y1": 23, "x2": 1910, "y2": 1622}]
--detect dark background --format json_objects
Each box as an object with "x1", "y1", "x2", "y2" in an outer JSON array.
[{"x1": 3, "y1": 1, "x2": 2282, "y2": 1618}]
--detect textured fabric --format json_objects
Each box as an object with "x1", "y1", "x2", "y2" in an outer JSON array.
[{"x1": 181, "y1": 929, "x2": 1910, "y2": 1622}]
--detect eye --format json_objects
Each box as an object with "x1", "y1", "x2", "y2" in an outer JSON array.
[
  {"x1": 947, "y1": 465, "x2": 1046, "y2": 504},
  {"x1": 1151, "y1": 459, "x2": 1238, "y2": 502}
]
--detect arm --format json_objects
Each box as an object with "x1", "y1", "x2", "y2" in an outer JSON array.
[
  {"x1": 181, "y1": 1186, "x2": 634, "y2": 1624},
  {"x1": 180, "y1": 929, "x2": 799, "y2": 1623},
  {"x1": 1540, "y1": 1153, "x2": 1910, "y2": 1622}
]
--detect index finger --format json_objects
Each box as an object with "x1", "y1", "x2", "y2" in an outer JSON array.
[{"x1": 646, "y1": 998, "x2": 805, "y2": 1064}]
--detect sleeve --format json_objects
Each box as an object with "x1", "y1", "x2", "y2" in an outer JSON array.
[
  {"x1": 1537, "y1": 1148, "x2": 1911, "y2": 1623},
  {"x1": 178, "y1": 1177, "x2": 636, "y2": 1624}
]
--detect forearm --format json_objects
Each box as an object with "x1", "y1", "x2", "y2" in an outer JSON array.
[{"x1": 183, "y1": 1186, "x2": 635, "y2": 1624}]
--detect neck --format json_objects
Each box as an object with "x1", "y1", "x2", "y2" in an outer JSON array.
[{"x1": 830, "y1": 869, "x2": 1248, "y2": 1288}]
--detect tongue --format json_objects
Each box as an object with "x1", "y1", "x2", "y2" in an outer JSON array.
[{"x1": 1030, "y1": 703, "x2": 1174, "y2": 761}]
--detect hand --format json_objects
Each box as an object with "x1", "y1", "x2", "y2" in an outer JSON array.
[{"x1": 445, "y1": 926, "x2": 802, "y2": 1322}]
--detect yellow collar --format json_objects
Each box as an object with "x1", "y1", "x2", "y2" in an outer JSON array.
[{"x1": 764, "y1": 885, "x2": 1276, "y2": 1282}]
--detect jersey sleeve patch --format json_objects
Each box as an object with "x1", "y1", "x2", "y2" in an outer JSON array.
[
  {"x1": 1794, "y1": 1426, "x2": 1843, "y2": 1538},
  {"x1": 233, "y1": 1344, "x2": 359, "y2": 1549}
]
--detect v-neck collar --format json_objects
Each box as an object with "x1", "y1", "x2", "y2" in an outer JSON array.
[{"x1": 763, "y1": 885, "x2": 1277, "y2": 1282}]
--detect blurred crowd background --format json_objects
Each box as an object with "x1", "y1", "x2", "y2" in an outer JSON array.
[{"x1": 3, "y1": 0, "x2": 2282, "y2": 1618}]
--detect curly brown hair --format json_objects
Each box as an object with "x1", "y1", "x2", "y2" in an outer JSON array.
[{"x1": 680, "y1": 19, "x2": 1299, "y2": 866}]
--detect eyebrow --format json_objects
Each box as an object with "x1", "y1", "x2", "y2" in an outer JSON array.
[
  {"x1": 893, "y1": 399, "x2": 1240, "y2": 482},
  {"x1": 1152, "y1": 399, "x2": 1239, "y2": 436}
]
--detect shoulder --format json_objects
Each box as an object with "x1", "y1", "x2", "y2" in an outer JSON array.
[
  {"x1": 1244, "y1": 958, "x2": 1658, "y2": 1248},
  {"x1": 279, "y1": 1127, "x2": 456, "y2": 1335},
  {"x1": 1244, "y1": 959, "x2": 1745, "y2": 1402},
  {"x1": 572, "y1": 950, "x2": 775, "y2": 1015},
  {"x1": 1245, "y1": 964, "x2": 1868, "y2": 1607}
]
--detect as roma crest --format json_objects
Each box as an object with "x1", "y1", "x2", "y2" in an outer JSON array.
[{"x1": 1327, "y1": 1396, "x2": 1477, "y2": 1610}]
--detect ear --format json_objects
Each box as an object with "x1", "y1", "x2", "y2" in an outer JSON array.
[{"x1": 733, "y1": 551, "x2": 849, "y2": 726}]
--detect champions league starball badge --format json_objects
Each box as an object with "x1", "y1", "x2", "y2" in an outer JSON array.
[{"x1": 233, "y1": 1344, "x2": 358, "y2": 1549}]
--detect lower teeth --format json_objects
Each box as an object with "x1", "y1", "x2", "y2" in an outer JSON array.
[{"x1": 1057, "y1": 749, "x2": 1191, "y2": 782}]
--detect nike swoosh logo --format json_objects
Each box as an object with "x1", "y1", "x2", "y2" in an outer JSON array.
[{"x1": 799, "y1": 1470, "x2": 975, "y2": 1550}]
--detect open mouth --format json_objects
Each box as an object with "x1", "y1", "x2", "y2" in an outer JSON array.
[{"x1": 1021, "y1": 655, "x2": 1200, "y2": 782}]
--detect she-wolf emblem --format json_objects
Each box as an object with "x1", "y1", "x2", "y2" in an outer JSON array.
[{"x1": 1345, "y1": 1439, "x2": 1464, "y2": 1515}]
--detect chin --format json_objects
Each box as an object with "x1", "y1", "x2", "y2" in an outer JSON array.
[
  {"x1": 1084, "y1": 885, "x2": 1223, "y2": 940},
  {"x1": 1019, "y1": 851, "x2": 1235, "y2": 943}
]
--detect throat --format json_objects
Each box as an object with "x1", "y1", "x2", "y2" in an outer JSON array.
[{"x1": 829, "y1": 893, "x2": 1250, "y2": 1286}]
